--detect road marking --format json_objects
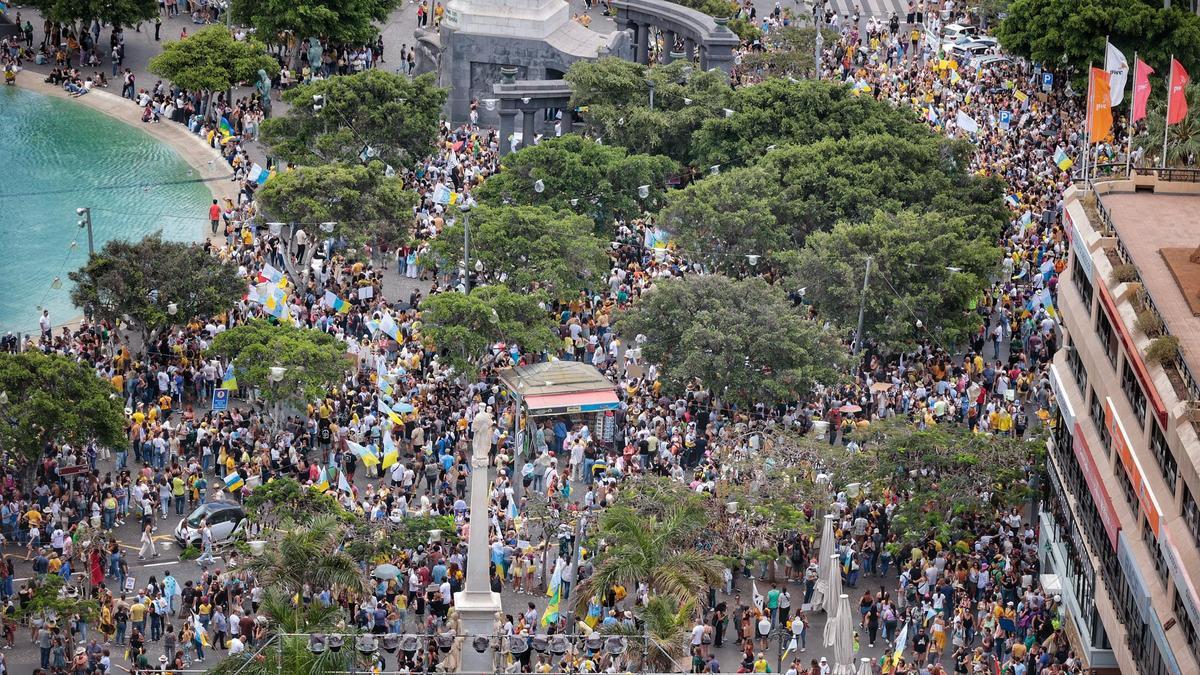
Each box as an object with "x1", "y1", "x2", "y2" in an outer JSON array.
[{"x1": 142, "y1": 560, "x2": 180, "y2": 568}]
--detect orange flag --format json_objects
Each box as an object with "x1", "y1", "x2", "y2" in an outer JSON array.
[{"x1": 1088, "y1": 67, "x2": 1113, "y2": 143}]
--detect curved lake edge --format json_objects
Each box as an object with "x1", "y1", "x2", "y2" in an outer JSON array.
[
  {"x1": 8, "y1": 77, "x2": 238, "y2": 335},
  {"x1": 17, "y1": 76, "x2": 237, "y2": 245}
]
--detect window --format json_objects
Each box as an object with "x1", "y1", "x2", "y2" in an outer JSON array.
[
  {"x1": 1072, "y1": 254, "x2": 1095, "y2": 311},
  {"x1": 1121, "y1": 358, "x2": 1148, "y2": 430},
  {"x1": 1144, "y1": 522, "x2": 1167, "y2": 584},
  {"x1": 1174, "y1": 592, "x2": 1197, "y2": 652},
  {"x1": 1185, "y1": 485, "x2": 1200, "y2": 550},
  {"x1": 1096, "y1": 309, "x2": 1119, "y2": 367},
  {"x1": 1089, "y1": 388, "x2": 1111, "y2": 454},
  {"x1": 1067, "y1": 342, "x2": 1088, "y2": 393},
  {"x1": 1118, "y1": 462, "x2": 1137, "y2": 512},
  {"x1": 1150, "y1": 421, "x2": 1178, "y2": 494}
]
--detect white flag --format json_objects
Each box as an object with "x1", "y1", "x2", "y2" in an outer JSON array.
[
  {"x1": 955, "y1": 110, "x2": 979, "y2": 135},
  {"x1": 1105, "y1": 41, "x2": 1129, "y2": 107},
  {"x1": 751, "y1": 581, "x2": 764, "y2": 611}
]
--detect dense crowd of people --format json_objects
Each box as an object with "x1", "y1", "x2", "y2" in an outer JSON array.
[{"x1": 0, "y1": 0, "x2": 1097, "y2": 673}]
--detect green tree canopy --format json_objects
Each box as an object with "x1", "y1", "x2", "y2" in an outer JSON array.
[
  {"x1": 824, "y1": 418, "x2": 1043, "y2": 551},
  {"x1": 565, "y1": 58, "x2": 735, "y2": 165},
  {"x1": 614, "y1": 275, "x2": 848, "y2": 407},
  {"x1": 69, "y1": 232, "x2": 244, "y2": 341},
  {"x1": 30, "y1": 0, "x2": 156, "y2": 28},
  {"x1": 148, "y1": 26, "x2": 279, "y2": 99},
  {"x1": 788, "y1": 209, "x2": 999, "y2": 350},
  {"x1": 737, "y1": 26, "x2": 839, "y2": 81},
  {"x1": 577, "y1": 497, "x2": 722, "y2": 610},
  {"x1": 255, "y1": 161, "x2": 416, "y2": 247},
  {"x1": 658, "y1": 165, "x2": 787, "y2": 274},
  {"x1": 231, "y1": 0, "x2": 399, "y2": 46},
  {"x1": 673, "y1": 0, "x2": 758, "y2": 40},
  {"x1": 245, "y1": 515, "x2": 364, "y2": 593},
  {"x1": 761, "y1": 134, "x2": 1008, "y2": 243},
  {"x1": 262, "y1": 71, "x2": 445, "y2": 167},
  {"x1": 996, "y1": 0, "x2": 1200, "y2": 83},
  {"x1": 1135, "y1": 82, "x2": 1200, "y2": 167},
  {"x1": 0, "y1": 352, "x2": 125, "y2": 465},
  {"x1": 419, "y1": 287, "x2": 558, "y2": 377},
  {"x1": 209, "y1": 320, "x2": 351, "y2": 408},
  {"x1": 690, "y1": 78, "x2": 931, "y2": 169},
  {"x1": 427, "y1": 205, "x2": 610, "y2": 300},
  {"x1": 476, "y1": 135, "x2": 678, "y2": 229}
]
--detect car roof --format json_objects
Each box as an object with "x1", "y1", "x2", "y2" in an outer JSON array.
[
  {"x1": 945, "y1": 23, "x2": 975, "y2": 32},
  {"x1": 199, "y1": 502, "x2": 244, "y2": 514}
]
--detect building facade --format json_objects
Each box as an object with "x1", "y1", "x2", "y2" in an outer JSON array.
[{"x1": 1044, "y1": 177, "x2": 1200, "y2": 675}]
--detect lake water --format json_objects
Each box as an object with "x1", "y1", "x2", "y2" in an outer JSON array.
[{"x1": 0, "y1": 86, "x2": 213, "y2": 334}]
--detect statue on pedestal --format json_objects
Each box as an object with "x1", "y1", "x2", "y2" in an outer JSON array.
[
  {"x1": 255, "y1": 69, "x2": 272, "y2": 117},
  {"x1": 471, "y1": 407, "x2": 494, "y2": 464}
]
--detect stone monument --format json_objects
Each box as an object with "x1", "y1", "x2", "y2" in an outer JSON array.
[
  {"x1": 416, "y1": 0, "x2": 631, "y2": 124},
  {"x1": 454, "y1": 406, "x2": 503, "y2": 673}
]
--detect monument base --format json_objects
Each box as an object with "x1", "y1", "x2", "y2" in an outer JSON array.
[
  {"x1": 455, "y1": 589, "x2": 504, "y2": 673},
  {"x1": 426, "y1": 0, "x2": 630, "y2": 124}
]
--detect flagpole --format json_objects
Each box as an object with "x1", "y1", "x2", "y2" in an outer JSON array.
[
  {"x1": 1083, "y1": 63, "x2": 1093, "y2": 186},
  {"x1": 1127, "y1": 52, "x2": 1137, "y2": 177},
  {"x1": 1163, "y1": 54, "x2": 1174, "y2": 170}
]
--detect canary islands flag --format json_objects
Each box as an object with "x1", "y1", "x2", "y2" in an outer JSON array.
[
  {"x1": 313, "y1": 467, "x2": 330, "y2": 493},
  {"x1": 218, "y1": 116, "x2": 234, "y2": 138},
  {"x1": 541, "y1": 559, "x2": 563, "y2": 627},
  {"x1": 324, "y1": 290, "x2": 351, "y2": 314},
  {"x1": 224, "y1": 471, "x2": 245, "y2": 493},
  {"x1": 221, "y1": 363, "x2": 237, "y2": 390},
  {"x1": 1054, "y1": 147, "x2": 1074, "y2": 171},
  {"x1": 259, "y1": 264, "x2": 284, "y2": 285}
]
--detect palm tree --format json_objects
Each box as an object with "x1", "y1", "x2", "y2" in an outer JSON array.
[
  {"x1": 601, "y1": 597, "x2": 694, "y2": 673},
  {"x1": 245, "y1": 514, "x2": 365, "y2": 595},
  {"x1": 574, "y1": 502, "x2": 723, "y2": 610},
  {"x1": 1135, "y1": 83, "x2": 1200, "y2": 167},
  {"x1": 207, "y1": 589, "x2": 365, "y2": 675}
]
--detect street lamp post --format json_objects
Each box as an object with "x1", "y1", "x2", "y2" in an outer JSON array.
[
  {"x1": 76, "y1": 207, "x2": 94, "y2": 257},
  {"x1": 852, "y1": 256, "x2": 873, "y2": 355},
  {"x1": 460, "y1": 200, "x2": 473, "y2": 294}
]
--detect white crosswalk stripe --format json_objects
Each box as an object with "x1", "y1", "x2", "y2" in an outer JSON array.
[{"x1": 816, "y1": 0, "x2": 931, "y2": 21}]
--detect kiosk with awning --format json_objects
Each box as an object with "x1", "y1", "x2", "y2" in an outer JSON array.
[{"x1": 497, "y1": 361, "x2": 621, "y2": 474}]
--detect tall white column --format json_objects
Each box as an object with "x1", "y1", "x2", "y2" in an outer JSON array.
[{"x1": 455, "y1": 410, "x2": 503, "y2": 672}]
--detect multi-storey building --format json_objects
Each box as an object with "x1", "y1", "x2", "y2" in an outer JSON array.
[{"x1": 1046, "y1": 174, "x2": 1200, "y2": 675}]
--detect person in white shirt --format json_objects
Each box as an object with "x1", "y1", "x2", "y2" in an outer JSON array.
[{"x1": 228, "y1": 636, "x2": 245, "y2": 655}]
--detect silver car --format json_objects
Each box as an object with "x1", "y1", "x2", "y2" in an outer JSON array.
[{"x1": 174, "y1": 502, "x2": 248, "y2": 547}]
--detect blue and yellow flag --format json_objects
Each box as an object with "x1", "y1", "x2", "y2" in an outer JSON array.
[
  {"x1": 221, "y1": 364, "x2": 237, "y2": 391},
  {"x1": 224, "y1": 471, "x2": 244, "y2": 492},
  {"x1": 323, "y1": 290, "x2": 351, "y2": 314}
]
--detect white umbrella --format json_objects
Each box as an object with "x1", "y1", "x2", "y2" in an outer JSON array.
[
  {"x1": 856, "y1": 657, "x2": 872, "y2": 675},
  {"x1": 830, "y1": 594, "x2": 856, "y2": 675},
  {"x1": 811, "y1": 514, "x2": 835, "y2": 612},
  {"x1": 822, "y1": 553, "x2": 843, "y2": 647}
]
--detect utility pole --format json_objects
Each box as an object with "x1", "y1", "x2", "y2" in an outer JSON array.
[
  {"x1": 461, "y1": 202, "x2": 472, "y2": 293},
  {"x1": 813, "y1": 3, "x2": 823, "y2": 80},
  {"x1": 852, "y1": 256, "x2": 872, "y2": 355},
  {"x1": 76, "y1": 207, "x2": 94, "y2": 257}
]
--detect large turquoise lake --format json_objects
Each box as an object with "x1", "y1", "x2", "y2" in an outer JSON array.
[{"x1": 0, "y1": 87, "x2": 212, "y2": 334}]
